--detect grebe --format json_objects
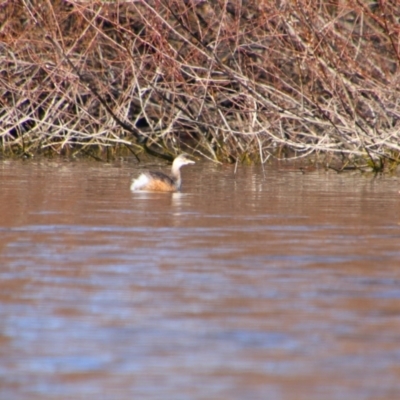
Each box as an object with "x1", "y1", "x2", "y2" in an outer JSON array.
[{"x1": 130, "y1": 154, "x2": 195, "y2": 192}]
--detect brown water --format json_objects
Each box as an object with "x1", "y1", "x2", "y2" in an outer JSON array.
[{"x1": 1, "y1": 158, "x2": 400, "y2": 400}]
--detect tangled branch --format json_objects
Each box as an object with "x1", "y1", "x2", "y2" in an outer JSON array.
[{"x1": 1, "y1": 0, "x2": 399, "y2": 168}]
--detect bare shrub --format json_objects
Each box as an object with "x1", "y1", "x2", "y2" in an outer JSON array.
[{"x1": 1, "y1": 0, "x2": 400, "y2": 167}]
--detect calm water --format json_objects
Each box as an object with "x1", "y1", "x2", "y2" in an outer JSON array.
[{"x1": 1, "y1": 158, "x2": 400, "y2": 400}]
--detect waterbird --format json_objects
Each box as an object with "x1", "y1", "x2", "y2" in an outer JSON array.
[{"x1": 130, "y1": 154, "x2": 195, "y2": 192}]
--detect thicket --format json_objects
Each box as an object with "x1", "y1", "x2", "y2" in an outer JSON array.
[{"x1": 1, "y1": 0, "x2": 400, "y2": 168}]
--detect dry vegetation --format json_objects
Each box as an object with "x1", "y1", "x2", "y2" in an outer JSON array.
[{"x1": 1, "y1": 0, "x2": 400, "y2": 168}]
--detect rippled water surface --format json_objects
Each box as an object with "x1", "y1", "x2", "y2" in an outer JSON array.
[{"x1": 1, "y1": 158, "x2": 400, "y2": 400}]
